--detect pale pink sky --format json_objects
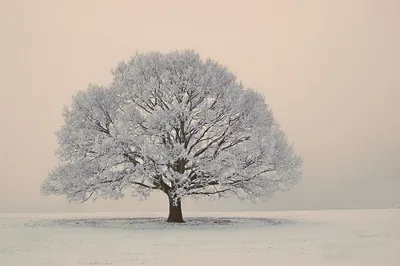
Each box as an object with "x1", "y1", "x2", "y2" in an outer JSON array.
[{"x1": 0, "y1": 0, "x2": 399, "y2": 213}]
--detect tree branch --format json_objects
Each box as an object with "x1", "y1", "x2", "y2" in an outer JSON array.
[
  {"x1": 130, "y1": 181, "x2": 158, "y2": 190},
  {"x1": 188, "y1": 188, "x2": 230, "y2": 196}
]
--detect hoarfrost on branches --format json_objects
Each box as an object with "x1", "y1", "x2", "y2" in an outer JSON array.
[{"x1": 41, "y1": 50, "x2": 302, "y2": 221}]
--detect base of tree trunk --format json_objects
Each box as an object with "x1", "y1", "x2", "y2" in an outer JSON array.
[{"x1": 166, "y1": 196, "x2": 184, "y2": 223}]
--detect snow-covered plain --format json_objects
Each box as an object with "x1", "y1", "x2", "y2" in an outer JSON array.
[{"x1": 0, "y1": 209, "x2": 399, "y2": 266}]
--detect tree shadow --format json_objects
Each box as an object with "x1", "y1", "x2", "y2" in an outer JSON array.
[{"x1": 25, "y1": 216, "x2": 298, "y2": 230}]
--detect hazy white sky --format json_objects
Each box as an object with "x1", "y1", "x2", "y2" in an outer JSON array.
[{"x1": 1, "y1": 0, "x2": 399, "y2": 213}]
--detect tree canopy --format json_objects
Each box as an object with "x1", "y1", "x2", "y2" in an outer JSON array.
[{"x1": 41, "y1": 50, "x2": 302, "y2": 222}]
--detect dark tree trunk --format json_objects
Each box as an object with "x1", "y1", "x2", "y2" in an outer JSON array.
[{"x1": 166, "y1": 196, "x2": 184, "y2": 223}]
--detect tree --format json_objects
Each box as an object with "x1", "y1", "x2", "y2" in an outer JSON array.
[{"x1": 41, "y1": 50, "x2": 302, "y2": 223}]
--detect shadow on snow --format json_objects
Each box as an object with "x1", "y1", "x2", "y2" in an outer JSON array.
[{"x1": 25, "y1": 216, "x2": 298, "y2": 230}]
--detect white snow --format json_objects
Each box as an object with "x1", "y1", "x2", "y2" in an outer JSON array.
[{"x1": 0, "y1": 209, "x2": 399, "y2": 265}]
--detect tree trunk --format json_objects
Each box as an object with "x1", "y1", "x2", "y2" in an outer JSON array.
[{"x1": 166, "y1": 196, "x2": 184, "y2": 223}]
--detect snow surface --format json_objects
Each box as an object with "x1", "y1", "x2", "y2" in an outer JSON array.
[{"x1": 0, "y1": 209, "x2": 399, "y2": 265}]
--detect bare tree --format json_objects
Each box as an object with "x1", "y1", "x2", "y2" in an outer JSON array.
[{"x1": 41, "y1": 50, "x2": 302, "y2": 222}]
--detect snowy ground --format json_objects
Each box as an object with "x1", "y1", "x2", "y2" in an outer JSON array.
[{"x1": 0, "y1": 209, "x2": 399, "y2": 266}]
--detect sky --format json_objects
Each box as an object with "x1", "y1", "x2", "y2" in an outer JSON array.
[{"x1": 0, "y1": 0, "x2": 399, "y2": 213}]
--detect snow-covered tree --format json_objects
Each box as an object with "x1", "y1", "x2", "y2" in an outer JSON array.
[{"x1": 41, "y1": 50, "x2": 302, "y2": 222}]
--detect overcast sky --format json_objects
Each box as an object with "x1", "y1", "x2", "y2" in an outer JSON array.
[{"x1": 1, "y1": 0, "x2": 399, "y2": 213}]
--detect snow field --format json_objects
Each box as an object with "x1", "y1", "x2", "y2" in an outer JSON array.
[{"x1": 0, "y1": 209, "x2": 399, "y2": 266}]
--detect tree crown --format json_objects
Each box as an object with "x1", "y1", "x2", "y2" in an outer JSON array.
[{"x1": 41, "y1": 50, "x2": 302, "y2": 204}]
